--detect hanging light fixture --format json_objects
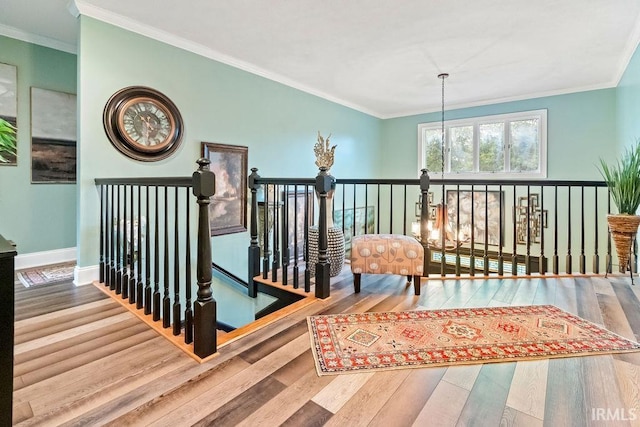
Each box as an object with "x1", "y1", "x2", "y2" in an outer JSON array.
[{"x1": 424, "y1": 73, "x2": 470, "y2": 250}]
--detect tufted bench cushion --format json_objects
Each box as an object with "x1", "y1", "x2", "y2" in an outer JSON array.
[{"x1": 350, "y1": 234, "x2": 424, "y2": 295}]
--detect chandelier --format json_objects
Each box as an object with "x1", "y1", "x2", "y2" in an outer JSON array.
[{"x1": 412, "y1": 73, "x2": 470, "y2": 250}]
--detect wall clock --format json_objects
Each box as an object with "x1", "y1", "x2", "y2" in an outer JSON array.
[{"x1": 103, "y1": 86, "x2": 184, "y2": 162}]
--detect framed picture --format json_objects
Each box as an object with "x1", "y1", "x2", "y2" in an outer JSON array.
[
  {"x1": 446, "y1": 190, "x2": 503, "y2": 246},
  {"x1": 515, "y1": 193, "x2": 547, "y2": 245},
  {"x1": 202, "y1": 142, "x2": 248, "y2": 236},
  {"x1": 0, "y1": 63, "x2": 18, "y2": 165},
  {"x1": 334, "y1": 206, "x2": 375, "y2": 257},
  {"x1": 285, "y1": 189, "x2": 314, "y2": 260},
  {"x1": 30, "y1": 87, "x2": 77, "y2": 183}
]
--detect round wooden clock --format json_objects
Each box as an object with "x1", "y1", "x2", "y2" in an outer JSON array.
[{"x1": 103, "y1": 86, "x2": 184, "y2": 161}]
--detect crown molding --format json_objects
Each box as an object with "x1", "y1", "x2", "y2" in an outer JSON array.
[
  {"x1": 72, "y1": 0, "x2": 381, "y2": 118},
  {"x1": 0, "y1": 23, "x2": 76, "y2": 54}
]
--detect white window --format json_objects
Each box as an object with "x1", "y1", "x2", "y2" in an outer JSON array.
[{"x1": 418, "y1": 109, "x2": 547, "y2": 179}]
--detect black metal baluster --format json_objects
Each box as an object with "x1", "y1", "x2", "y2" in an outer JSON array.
[
  {"x1": 99, "y1": 184, "x2": 105, "y2": 284},
  {"x1": 185, "y1": 186, "x2": 193, "y2": 344},
  {"x1": 580, "y1": 186, "x2": 586, "y2": 274},
  {"x1": 145, "y1": 186, "x2": 152, "y2": 315},
  {"x1": 173, "y1": 186, "x2": 181, "y2": 336},
  {"x1": 402, "y1": 185, "x2": 407, "y2": 235},
  {"x1": 593, "y1": 187, "x2": 599, "y2": 273},
  {"x1": 484, "y1": 185, "x2": 490, "y2": 276},
  {"x1": 128, "y1": 184, "x2": 135, "y2": 303},
  {"x1": 511, "y1": 187, "x2": 518, "y2": 275},
  {"x1": 163, "y1": 186, "x2": 171, "y2": 328},
  {"x1": 110, "y1": 185, "x2": 116, "y2": 290},
  {"x1": 389, "y1": 185, "x2": 393, "y2": 233},
  {"x1": 136, "y1": 185, "x2": 144, "y2": 309},
  {"x1": 566, "y1": 186, "x2": 572, "y2": 274},
  {"x1": 455, "y1": 184, "x2": 461, "y2": 276},
  {"x1": 116, "y1": 185, "x2": 123, "y2": 294},
  {"x1": 539, "y1": 187, "x2": 546, "y2": 274},
  {"x1": 553, "y1": 185, "x2": 559, "y2": 274},
  {"x1": 272, "y1": 184, "x2": 280, "y2": 282},
  {"x1": 153, "y1": 186, "x2": 161, "y2": 321},
  {"x1": 525, "y1": 185, "x2": 531, "y2": 275},
  {"x1": 293, "y1": 184, "x2": 300, "y2": 289},
  {"x1": 469, "y1": 185, "x2": 475, "y2": 277},
  {"x1": 498, "y1": 185, "x2": 504, "y2": 275},
  {"x1": 376, "y1": 184, "x2": 381, "y2": 234},
  {"x1": 122, "y1": 185, "x2": 129, "y2": 300},
  {"x1": 304, "y1": 185, "x2": 311, "y2": 293},
  {"x1": 262, "y1": 184, "x2": 270, "y2": 280},
  {"x1": 281, "y1": 185, "x2": 289, "y2": 286}
]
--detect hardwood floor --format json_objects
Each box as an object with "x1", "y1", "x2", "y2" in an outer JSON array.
[{"x1": 12, "y1": 270, "x2": 640, "y2": 426}]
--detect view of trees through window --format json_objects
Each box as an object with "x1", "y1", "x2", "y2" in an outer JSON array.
[{"x1": 419, "y1": 110, "x2": 546, "y2": 178}]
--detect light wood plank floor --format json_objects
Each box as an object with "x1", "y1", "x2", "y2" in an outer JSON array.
[{"x1": 12, "y1": 270, "x2": 640, "y2": 426}]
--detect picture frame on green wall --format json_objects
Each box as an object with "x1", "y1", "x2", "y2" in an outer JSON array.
[
  {"x1": 0, "y1": 62, "x2": 17, "y2": 166},
  {"x1": 30, "y1": 87, "x2": 77, "y2": 183},
  {"x1": 202, "y1": 141, "x2": 248, "y2": 236}
]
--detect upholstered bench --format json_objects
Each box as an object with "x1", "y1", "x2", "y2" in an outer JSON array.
[{"x1": 350, "y1": 234, "x2": 424, "y2": 295}]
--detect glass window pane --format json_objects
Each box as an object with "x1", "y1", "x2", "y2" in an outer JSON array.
[
  {"x1": 479, "y1": 122, "x2": 504, "y2": 172},
  {"x1": 510, "y1": 119, "x2": 539, "y2": 172},
  {"x1": 424, "y1": 128, "x2": 443, "y2": 173},
  {"x1": 450, "y1": 125, "x2": 473, "y2": 173}
]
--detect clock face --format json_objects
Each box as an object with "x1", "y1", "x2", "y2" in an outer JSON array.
[
  {"x1": 118, "y1": 97, "x2": 175, "y2": 151},
  {"x1": 103, "y1": 86, "x2": 183, "y2": 162}
]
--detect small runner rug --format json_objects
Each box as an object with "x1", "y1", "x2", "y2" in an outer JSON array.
[
  {"x1": 307, "y1": 305, "x2": 640, "y2": 375},
  {"x1": 17, "y1": 263, "x2": 75, "y2": 288}
]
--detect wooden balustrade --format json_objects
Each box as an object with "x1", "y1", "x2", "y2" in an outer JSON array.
[
  {"x1": 249, "y1": 170, "x2": 620, "y2": 300},
  {"x1": 94, "y1": 158, "x2": 217, "y2": 359}
]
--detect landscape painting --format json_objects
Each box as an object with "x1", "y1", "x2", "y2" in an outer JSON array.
[
  {"x1": 31, "y1": 87, "x2": 77, "y2": 182},
  {"x1": 0, "y1": 63, "x2": 17, "y2": 165},
  {"x1": 202, "y1": 142, "x2": 248, "y2": 236}
]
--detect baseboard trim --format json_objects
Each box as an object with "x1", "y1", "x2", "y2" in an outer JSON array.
[
  {"x1": 15, "y1": 247, "x2": 76, "y2": 270},
  {"x1": 74, "y1": 264, "x2": 100, "y2": 287}
]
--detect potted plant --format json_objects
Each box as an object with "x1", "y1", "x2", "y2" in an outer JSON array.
[
  {"x1": 0, "y1": 118, "x2": 17, "y2": 163},
  {"x1": 599, "y1": 139, "x2": 640, "y2": 273}
]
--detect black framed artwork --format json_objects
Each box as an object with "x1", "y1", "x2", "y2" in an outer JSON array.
[{"x1": 202, "y1": 142, "x2": 248, "y2": 236}]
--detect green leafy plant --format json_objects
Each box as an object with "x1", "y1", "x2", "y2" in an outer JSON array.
[
  {"x1": 0, "y1": 117, "x2": 17, "y2": 163},
  {"x1": 598, "y1": 139, "x2": 640, "y2": 214}
]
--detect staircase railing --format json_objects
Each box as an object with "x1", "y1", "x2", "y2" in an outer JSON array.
[
  {"x1": 94, "y1": 158, "x2": 217, "y2": 359},
  {"x1": 248, "y1": 168, "x2": 622, "y2": 300}
]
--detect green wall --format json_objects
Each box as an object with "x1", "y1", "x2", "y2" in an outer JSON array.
[
  {"x1": 77, "y1": 17, "x2": 381, "y2": 277},
  {"x1": 380, "y1": 88, "x2": 617, "y2": 179},
  {"x1": 0, "y1": 36, "x2": 77, "y2": 254},
  {"x1": 616, "y1": 43, "x2": 640, "y2": 149}
]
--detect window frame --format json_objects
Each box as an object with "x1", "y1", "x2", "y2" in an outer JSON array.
[{"x1": 418, "y1": 109, "x2": 547, "y2": 179}]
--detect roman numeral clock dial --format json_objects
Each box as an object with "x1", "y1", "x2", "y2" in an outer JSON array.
[{"x1": 103, "y1": 86, "x2": 183, "y2": 162}]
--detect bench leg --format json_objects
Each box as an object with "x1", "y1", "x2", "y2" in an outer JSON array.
[
  {"x1": 413, "y1": 275, "x2": 421, "y2": 295},
  {"x1": 354, "y1": 273, "x2": 361, "y2": 293},
  {"x1": 406, "y1": 275, "x2": 412, "y2": 283}
]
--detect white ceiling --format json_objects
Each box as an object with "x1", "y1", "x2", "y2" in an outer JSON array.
[{"x1": 2, "y1": 0, "x2": 640, "y2": 118}]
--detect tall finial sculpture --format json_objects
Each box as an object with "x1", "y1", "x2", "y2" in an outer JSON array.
[{"x1": 314, "y1": 131, "x2": 336, "y2": 170}]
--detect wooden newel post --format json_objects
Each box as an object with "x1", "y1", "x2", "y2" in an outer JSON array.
[
  {"x1": 192, "y1": 158, "x2": 217, "y2": 358},
  {"x1": 419, "y1": 169, "x2": 431, "y2": 277},
  {"x1": 247, "y1": 167, "x2": 261, "y2": 298},
  {"x1": 315, "y1": 166, "x2": 333, "y2": 299}
]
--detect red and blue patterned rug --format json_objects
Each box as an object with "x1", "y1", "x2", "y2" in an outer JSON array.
[
  {"x1": 17, "y1": 262, "x2": 75, "y2": 288},
  {"x1": 307, "y1": 305, "x2": 640, "y2": 375}
]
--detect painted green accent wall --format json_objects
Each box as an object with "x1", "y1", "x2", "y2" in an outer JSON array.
[
  {"x1": 0, "y1": 36, "x2": 77, "y2": 254},
  {"x1": 380, "y1": 89, "x2": 616, "y2": 179},
  {"x1": 616, "y1": 43, "x2": 640, "y2": 150},
  {"x1": 77, "y1": 17, "x2": 381, "y2": 277}
]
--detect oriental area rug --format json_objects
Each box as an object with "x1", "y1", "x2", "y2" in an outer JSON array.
[
  {"x1": 307, "y1": 305, "x2": 640, "y2": 375},
  {"x1": 17, "y1": 262, "x2": 75, "y2": 288}
]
